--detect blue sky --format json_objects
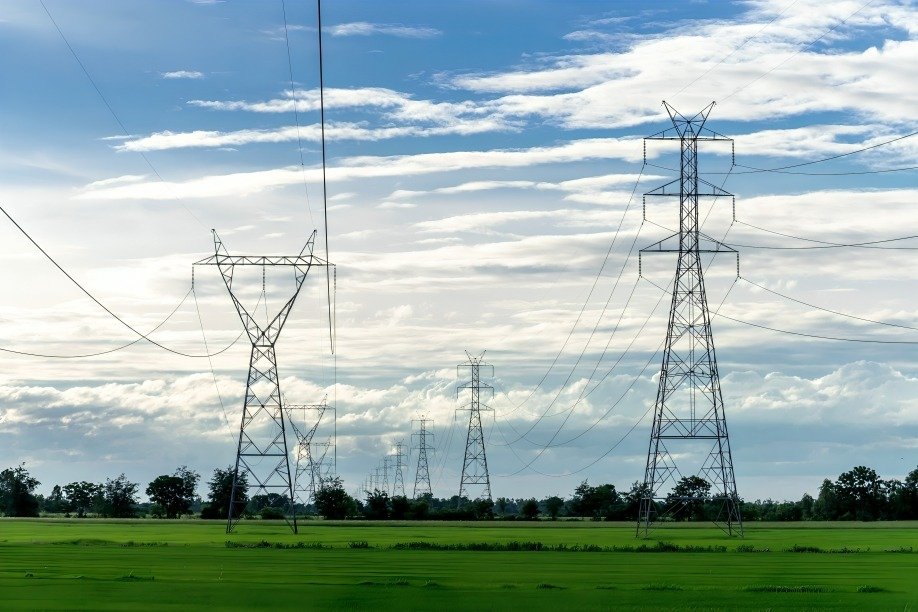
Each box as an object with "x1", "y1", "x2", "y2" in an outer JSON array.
[{"x1": 1, "y1": 0, "x2": 917, "y2": 503}]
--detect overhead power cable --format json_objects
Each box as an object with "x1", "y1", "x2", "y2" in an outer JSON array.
[
  {"x1": 735, "y1": 219, "x2": 918, "y2": 250},
  {"x1": 497, "y1": 163, "x2": 648, "y2": 417},
  {"x1": 739, "y1": 276, "x2": 918, "y2": 334},
  {"x1": 721, "y1": 0, "x2": 876, "y2": 102},
  {"x1": 730, "y1": 131, "x2": 918, "y2": 173},
  {"x1": 0, "y1": 203, "x2": 239, "y2": 359},
  {"x1": 39, "y1": 0, "x2": 205, "y2": 229},
  {"x1": 280, "y1": 0, "x2": 315, "y2": 228},
  {"x1": 643, "y1": 276, "x2": 918, "y2": 345},
  {"x1": 316, "y1": 0, "x2": 335, "y2": 356},
  {"x1": 0, "y1": 287, "x2": 189, "y2": 359},
  {"x1": 671, "y1": 0, "x2": 799, "y2": 97}
]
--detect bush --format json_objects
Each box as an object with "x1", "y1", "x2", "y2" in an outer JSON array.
[{"x1": 259, "y1": 507, "x2": 285, "y2": 520}]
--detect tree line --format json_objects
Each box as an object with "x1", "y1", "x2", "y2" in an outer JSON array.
[{"x1": 2, "y1": 463, "x2": 916, "y2": 521}]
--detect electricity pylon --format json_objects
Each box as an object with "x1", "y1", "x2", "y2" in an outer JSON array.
[
  {"x1": 457, "y1": 352, "x2": 493, "y2": 502},
  {"x1": 382, "y1": 457, "x2": 391, "y2": 495},
  {"x1": 393, "y1": 441, "x2": 407, "y2": 497},
  {"x1": 637, "y1": 101, "x2": 742, "y2": 537},
  {"x1": 284, "y1": 400, "x2": 328, "y2": 507},
  {"x1": 194, "y1": 229, "x2": 330, "y2": 534},
  {"x1": 412, "y1": 416, "x2": 434, "y2": 498}
]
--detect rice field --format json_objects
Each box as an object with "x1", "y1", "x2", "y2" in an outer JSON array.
[{"x1": 1, "y1": 519, "x2": 916, "y2": 610}]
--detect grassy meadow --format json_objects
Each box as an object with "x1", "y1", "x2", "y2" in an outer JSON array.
[{"x1": 0, "y1": 519, "x2": 916, "y2": 610}]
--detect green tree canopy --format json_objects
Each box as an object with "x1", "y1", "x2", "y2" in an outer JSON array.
[
  {"x1": 314, "y1": 476, "x2": 355, "y2": 520},
  {"x1": 0, "y1": 464, "x2": 41, "y2": 517}
]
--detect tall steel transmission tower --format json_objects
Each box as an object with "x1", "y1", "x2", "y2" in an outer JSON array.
[
  {"x1": 637, "y1": 102, "x2": 742, "y2": 537},
  {"x1": 194, "y1": 229, "x2": 330, "y2": 534},
  {"x1": 412, "y1": 417, "x2": 434, "y2": 498},
  {"x1": 457, "y1": 352, "x2": 493, "y2": 502}
]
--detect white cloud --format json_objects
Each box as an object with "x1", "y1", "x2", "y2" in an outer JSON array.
[
  {"x1": 80, "y1": 137, "x2": 645, "y2": 200},
  {"x1": 327, "y1": 22, "x2": 441, "y2": 39},
  {"x1": 448, "y1": 1, "x2": 918, "y2": 129},
  {"x1": 160, "y1": 70, "x2": 204, "y2": 79}
]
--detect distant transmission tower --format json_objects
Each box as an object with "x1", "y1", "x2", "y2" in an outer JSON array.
[
  {"x1": 194, "y1": 229, "x2": 330, "y2": 534},
  {"x1": 382, "y1": 456, "x2": 391, "y2": 495},
  {"x1": 412, "y1": 417, "x2": 434, "y2": 498},
  {"x1": 457, "y1": 352, "x2": 494, "y2": 502},
  {"x1": 393, "y1": 441, "x2": 407, "y2": 497},
  {"x1": 637, "y1": 102, "x2": 742, "y2": 537},
  {"x1": 284, "y1": 400, "x2": 327, "y2": 507}
]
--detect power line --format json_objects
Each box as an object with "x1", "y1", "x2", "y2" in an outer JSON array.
[
  {"x1": 496, "y1": 163, "x2": 648, "y2": 417},
  {"x1": 0, "y1": 203, "x2": 238, "y2": 359},
  {"x1": 738, "y1": 275, "x2": 918, "y2": 334},
  {"x1": 730, "y1": 130, "x2": 918, "y2": 173},
  {"x1": 644, "y1": 276, "x2": 918, "y2": 345},
  {"x1": 671, "y1": 0, "x2": 799, "y2": 97},
  {"x1": 39, "y1": 0, "x2": 205, "y2": 229},
  {"x1": 717, "y1": 312, "x2": 918, "y2": 345},
  {"x1": 0, "y1": 286, "x2": 188, "y2": 359},
  {"x1": 735, "y1": 219, "x2": 918, "y2": 250},
  {"x1": 316, "y1": 0, "x2": 334, "y2": 356},
  {"x1": 280, "y1": 0, "x2": 315, "y2": 228},
  {"x1": 721, "y1": 0, "x2": 876, "y2": 102}
]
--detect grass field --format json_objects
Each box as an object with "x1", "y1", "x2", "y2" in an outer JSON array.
[{"x1": 1, "y1": 519, "x2": 916, "y2": 610}]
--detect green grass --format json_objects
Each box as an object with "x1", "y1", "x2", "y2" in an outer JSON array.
[{"x1": 0, "y1": 519, "x2": 916, "y2": 610}]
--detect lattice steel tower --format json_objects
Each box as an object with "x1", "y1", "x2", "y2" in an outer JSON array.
[
  {"x1": 194, "y1": 229, "x2": 330, "y2": 534},
  {"x1": 457, "y1": 352, "x2": 493, "y2": 502},
  {"x1": 412, "y1": 416, "x2": 434, "y2": 498},
  {"x1": 393, "y1": 441, "x2": 407, "y2": 497},
  {"x1": 285, "y1": 400, "x2": 327, "y2": 507},
  {"x1": 637, "y1": 102, "x2": 742, "y2": 537}
]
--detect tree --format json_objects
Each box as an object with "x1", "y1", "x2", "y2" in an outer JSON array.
[
  {"x1": 201, "y1": 467, "x2": 247, "y2": 519},
  {"x1": 313, "y1": 477, "x2": 355, "y2": 519},
  {"x1": 43, "y1": 485, "x2": 66, "y2": 514},
  {"x1": 364, "y1": 489, "x2": 390, "y2": 520},
  {"x1": 894, "y1": 466, "x2": 918, "y2": 519},
  {"x1": 520, "y1": 498, "x2": 540, "y2": 520},
  {"x1": 146, "y1": 467, "x2": 199, "y2": 519},
  {"x1": 834, "y1": 466, "x2": 887, "y2": 520},
  {"x1": 100, "y1": 474, "x2": 139, "y2": 518},
  {"x1": 570, "y1": 481, "x2": 618, "y2": 519},
  {"x1": 666, "y1": 476, "x2": 711, "y2": 521},
  {"x1": 63, "y1": 481, "x2": 103, "y2": 518},
  {"x1": 390, "y1": 495, "x2": 410, "y2": 520},
  {"x1": 544, "y1": 496, "x2": 564, "y2": 520},
  {"x1": 813, "y1": 478, "x2": 839, "y2": 520},
  {"x1": 0, "y1": 464, "x2": 41, "y2": 517},
  {"x1": 495, "y1": 496, "x2": 510, "y2": 516}
]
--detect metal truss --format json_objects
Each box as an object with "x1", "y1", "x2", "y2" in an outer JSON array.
[
  {"x1": 457, "y1": 352, "x2": 494, "y2": 502},
  {"x1": 411, "y1": 417, "x2": 435, "y2": 498},
  {"x1": 194, "y1": 229, "x2": 331, "y2": 534},
  {"x1": 637, "y1": 102, "x2": 743, "y2": 537},
  {"x1": 393, "y1": 441, "x2": 407, "y2": 498},
  {"x1": 284, "y1": 399, "x2": 331, "y2": 507}
]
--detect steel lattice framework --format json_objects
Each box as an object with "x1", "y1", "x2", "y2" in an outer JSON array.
[
  {"x1": 637, "y1": 102, "x2": 743, "y2": 537},
  {"x1": 393, "y1": 441, "x2": 407, "y2": 498},
  {"x1": 457, "y1": 352, "x2": 493, "y2": 502},
  {"x1": 195, "y1": 229, "x2": 331, "y2": 534},
  {"x1": 284, "y1": 400, "x2": 330, "y2": 507},
  {"x1": 412, "y1": 417, "x2": 434, "y2": 498}
]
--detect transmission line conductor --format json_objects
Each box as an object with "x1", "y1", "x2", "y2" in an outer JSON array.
[{"x1": 637, "y1": 101, "x2": 743, "y2": 537}]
